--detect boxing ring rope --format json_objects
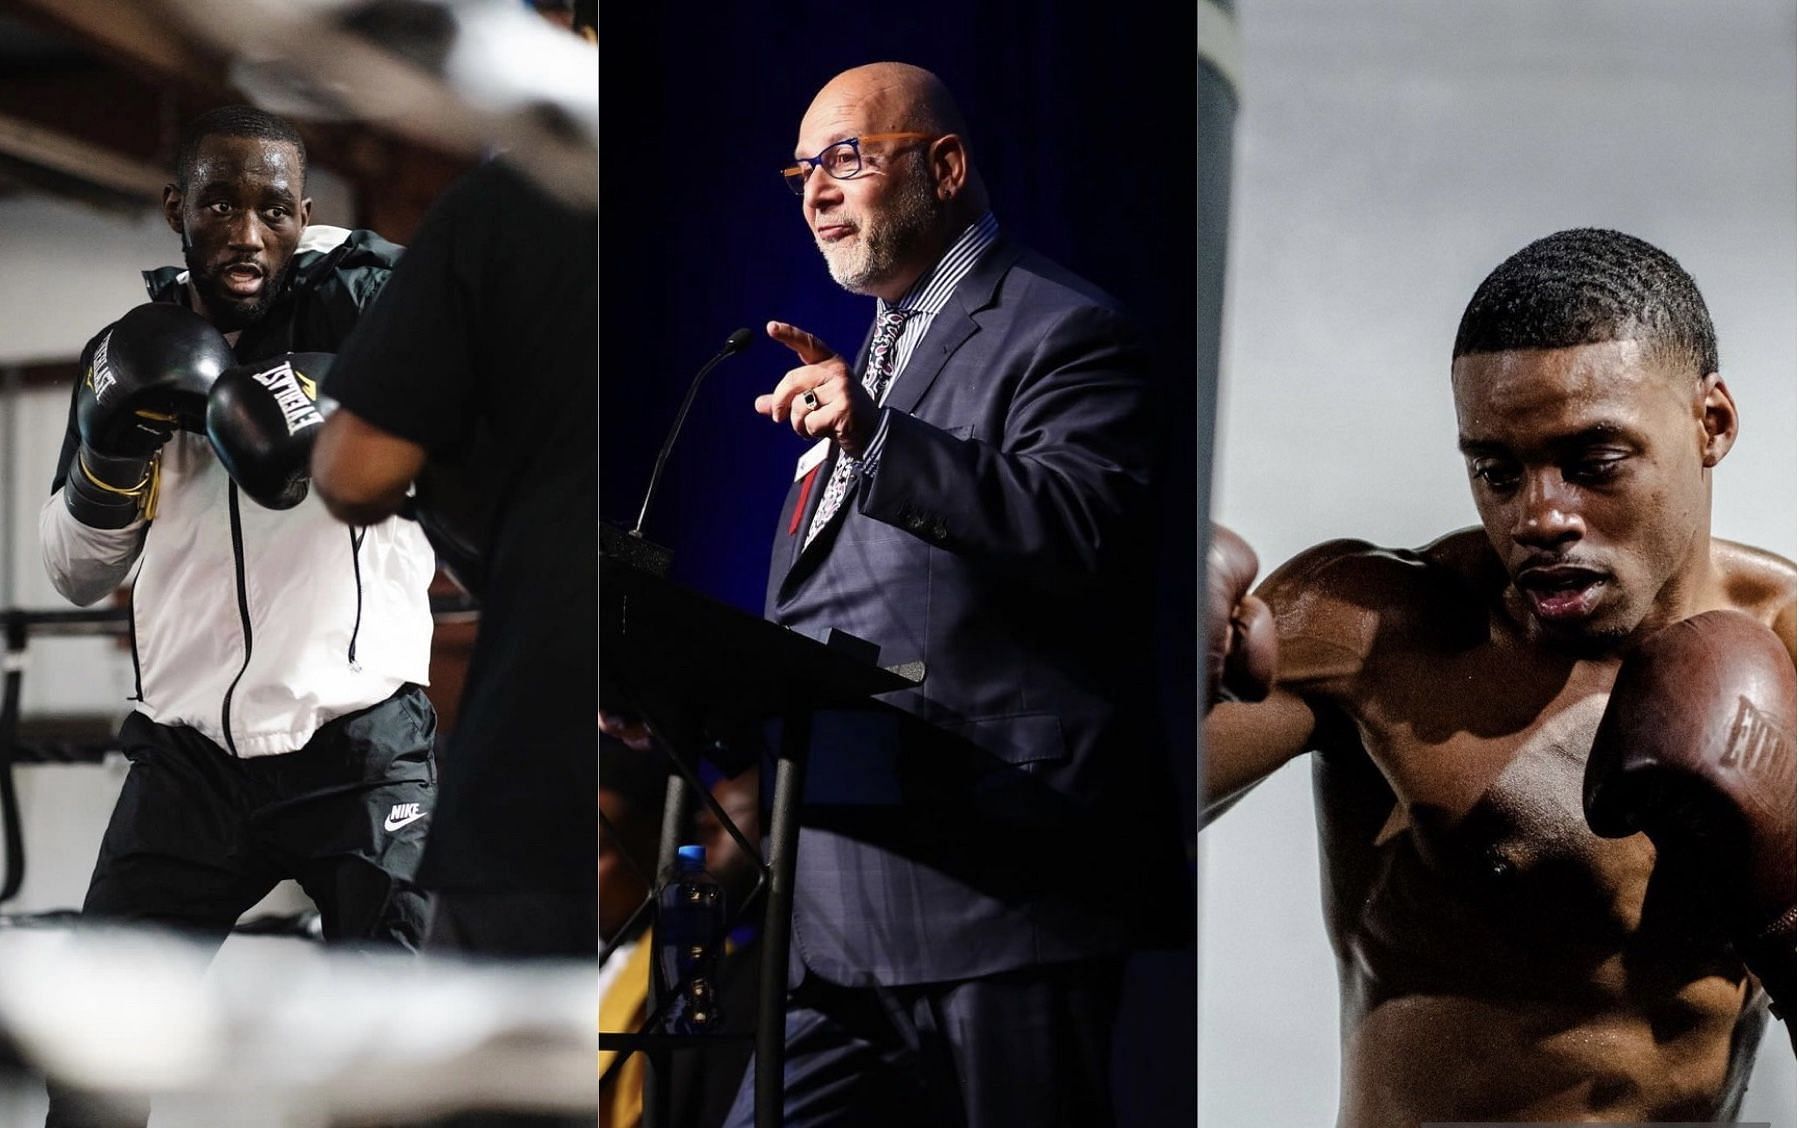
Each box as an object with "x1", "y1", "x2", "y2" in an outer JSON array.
[{"x1": 0, "y1": 923, "x2": 598, "y2": 1123}]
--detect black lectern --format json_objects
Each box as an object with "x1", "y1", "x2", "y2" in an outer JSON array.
[{"x1": 599, "y1": 536, "x2": 918, "y2": 1128}]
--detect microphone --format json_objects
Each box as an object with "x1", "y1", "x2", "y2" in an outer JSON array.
[{"x1": 631, "y1": 328, "x2": 754, "y2": 537}]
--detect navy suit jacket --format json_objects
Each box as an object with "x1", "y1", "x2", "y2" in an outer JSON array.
[{"x1": 764, "y1": 238, "x2": 1186, "y2": 987}]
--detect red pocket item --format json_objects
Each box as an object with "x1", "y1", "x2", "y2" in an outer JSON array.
[{"x1": 789, "y1": 466, "x2": 820, "y2": 535}]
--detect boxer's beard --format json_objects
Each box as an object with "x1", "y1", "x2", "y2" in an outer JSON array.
[
  {"x1": 187, "y1": 252, "x2": 291, "y2": 333},
  {"x1": 818, "y1": 155, "x2": 942, "y2": 295}
]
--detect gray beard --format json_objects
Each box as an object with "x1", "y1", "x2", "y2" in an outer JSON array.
[{"x1": 818, "y1": 160, "x2": 943, "y2": 295}]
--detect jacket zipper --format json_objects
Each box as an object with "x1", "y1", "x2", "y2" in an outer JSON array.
[
  {"x1": 220, "y1": 483, "x2": 254, "y2": 757},
  {"x1": 347, "y1": 526, "x2": 366, "y2": 670}
]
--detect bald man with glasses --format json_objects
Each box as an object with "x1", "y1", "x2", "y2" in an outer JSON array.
[{"x1": 722, "y1": 61, "x2": 1187, "y2": 1128}]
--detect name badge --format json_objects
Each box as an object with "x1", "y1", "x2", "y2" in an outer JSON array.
[{"x1": 794, "y1": 438, "x2": 831, "y2": 481}]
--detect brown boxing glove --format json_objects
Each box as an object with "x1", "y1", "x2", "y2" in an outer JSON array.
[
  {"x1": 1583, "y1": 609, "x2": 1796, "y2": 1035},
  {"x1": 1206, "y1": 524, "x2": 1279, "y2": 709}
]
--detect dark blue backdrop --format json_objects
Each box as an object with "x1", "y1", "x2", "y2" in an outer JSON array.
[{"x1": 603, "y1": 7, "x2": 1203, "y2": 1123}]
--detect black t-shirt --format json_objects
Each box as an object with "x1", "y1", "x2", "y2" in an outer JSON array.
[{"x1": 325, "y1": 158, "x2": 597, "y2": 895}]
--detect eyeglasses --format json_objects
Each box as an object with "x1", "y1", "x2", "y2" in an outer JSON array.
[{"x1": 779, "y1": 132, "x2": 932, "y2": 196}]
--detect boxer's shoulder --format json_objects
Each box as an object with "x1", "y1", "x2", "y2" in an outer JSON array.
[
  {"x1": 1712, "y1": 537, "x2": 1796, "y2": 657},
  {"x1": 1266, "y1": 532, "x2": 1482, "y2": 626},
  {"x1": 1254, "y1": 534, "x2": 1485, "y2": 696}
]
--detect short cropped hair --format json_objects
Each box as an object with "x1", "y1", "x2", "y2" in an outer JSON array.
[
  {"x1": 173, "y1": 105, "x2": 308, "y2": 190},
  {"x1": 1452, "y1": 228, "x2": 1717, "y2": 379}
]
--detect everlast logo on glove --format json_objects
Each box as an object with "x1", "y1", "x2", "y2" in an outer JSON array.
[
  {"x1": 250, "y1": 360, "x2": 324, "y2": 435},
  {"x1": 88, "y1": 331, "x2": 117, "y2": 403},
  {"x1": 205, "y1": 352, "x2": 336, "y2": 511},
  {"x1": 1722, "y1": 696, "x2": 1793, "y2": 778}
]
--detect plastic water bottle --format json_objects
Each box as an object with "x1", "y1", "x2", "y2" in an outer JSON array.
[{"x1": 656, "y1": 844, "x2": 725, "y2": 1033}]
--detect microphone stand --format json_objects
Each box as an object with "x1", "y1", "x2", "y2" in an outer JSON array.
[{"x1": 631, "y1": 328, "x2": 753, "y2": 540}]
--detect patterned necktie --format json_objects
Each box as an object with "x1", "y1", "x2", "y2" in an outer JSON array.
[{"x1": 804, "y1": 307, "x2": 913, "y2": 548}]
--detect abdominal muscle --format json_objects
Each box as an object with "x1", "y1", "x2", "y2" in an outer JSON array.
[{"x1": 1337, "y1": 973, "x2": 1756, "y2": 1127}]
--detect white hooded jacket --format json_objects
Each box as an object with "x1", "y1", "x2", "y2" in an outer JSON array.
[{"x1": 38, "y1": 226, "x2": 436, "y2": 757}]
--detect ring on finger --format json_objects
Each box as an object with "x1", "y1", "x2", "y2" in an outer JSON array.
[{"x1": 800, "y1": 390, "x2": 820, "y2": 409}]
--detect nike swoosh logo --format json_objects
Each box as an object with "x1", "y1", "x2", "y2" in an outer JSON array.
[{"x1": 384, "y1": 811, "x2": 427, "y2": 832}]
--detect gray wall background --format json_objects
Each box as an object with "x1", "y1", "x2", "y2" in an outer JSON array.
[{"x1": 1200, "y1": 2, "x2": 1797, "y2": 1125}]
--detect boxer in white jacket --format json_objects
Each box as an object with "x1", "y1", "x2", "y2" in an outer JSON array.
[{"x1": 36, "y1": 105, "x2": 437, "y2": 1128}]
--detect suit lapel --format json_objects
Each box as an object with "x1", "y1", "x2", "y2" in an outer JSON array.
[
  {"x1": 778, "y1": 238, "x2": 1021, "y2": 594},
  {"x1": 880, "y1": 238, "x2": 1020, "y2": 418}
]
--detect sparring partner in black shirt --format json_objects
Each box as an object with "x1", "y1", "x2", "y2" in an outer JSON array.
[{"x1": 311, "y1": 155, "x2": 599, "y2": 960}]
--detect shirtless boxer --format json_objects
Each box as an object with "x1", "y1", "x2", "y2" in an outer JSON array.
[{"x1": 1205, "y1": 228, "x2": 1796, "y2": 1125}]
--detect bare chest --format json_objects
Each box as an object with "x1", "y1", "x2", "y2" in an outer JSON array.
[{"x1": 1336, "y1": 647, "x2": 1681, "y2": 957}]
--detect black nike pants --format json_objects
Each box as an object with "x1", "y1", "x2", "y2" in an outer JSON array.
[{"x1": 44, "y1": 686, "x2": 436, "y2": 1128}]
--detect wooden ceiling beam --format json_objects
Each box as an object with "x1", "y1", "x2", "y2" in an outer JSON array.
[
  {"x1": 0, "y1": 111, "x2": 168, "y2": 202},
  {"x1": 2, "y1": 0, "x2": 217, "y2": 87}
]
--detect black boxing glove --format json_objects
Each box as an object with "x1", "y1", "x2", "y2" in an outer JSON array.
[
  {"x1": 1207, "y1": 523, "x2": 1278, "y2": 709},
  {"x1": 1584, "y1": 610, "x2": 1797, "y2": 1037},
  {"x1": 65, "y1": 303, "x2": 234, "y2": 528},
  {"x1": 205, "y1": 354, "x2": 335, "y2": 510}
]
